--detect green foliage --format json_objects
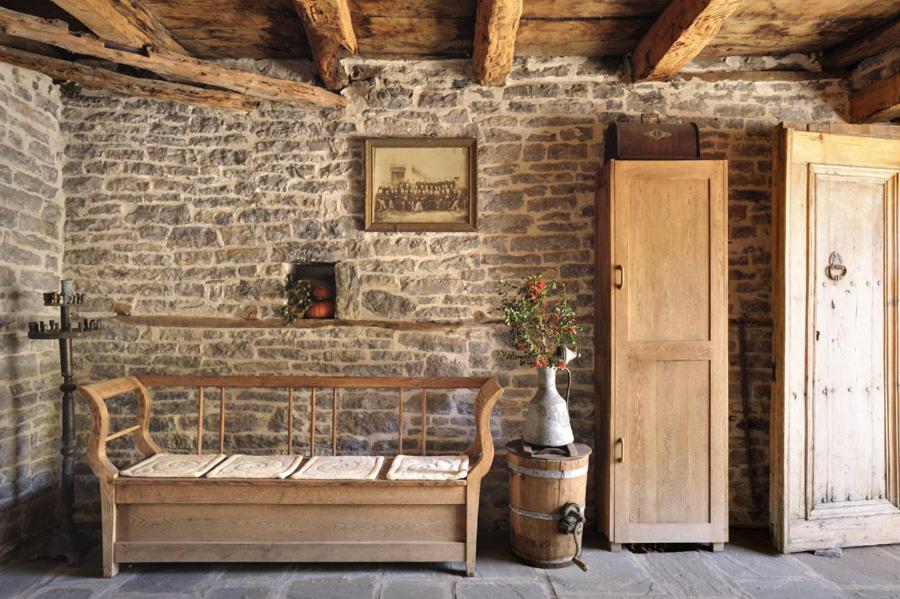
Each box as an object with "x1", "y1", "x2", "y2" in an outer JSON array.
[
  {"x1": 496, "y1": 273, "x2": 579, "y2": 369},
  {"x1": 281, "y1": 274, "x2": 312, "y2": 324}
]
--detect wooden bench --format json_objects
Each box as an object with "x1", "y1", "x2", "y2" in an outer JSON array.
[{"x1": 80, "y1": 375, "x2": 503, "y2": 577}]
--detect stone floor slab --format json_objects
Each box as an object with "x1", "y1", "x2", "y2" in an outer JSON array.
[
  {"x1": 548, "y1": 547, "x2": 660, "y2": 597},
  {"x1": 379, "y1": 578, "x2": 453, "y2": 599},
  {"x1": 454, "y1": 579, "x2": 552, "y2": 599},
  {"x1": 640, "y1": 551, "x2": 741, "y2": 598},
  {"x1": 702, "y1": 530, "x2": 808, "y2": 580},
  {"x1": 285, "y1": 577, "x2": 378, "y2": 599},
  {"x1": 794, "y1": 545, "x2": 900, "y2": 590},
  {"x1": 735, "y1": 576, "x2": 846, "y2": 599}
]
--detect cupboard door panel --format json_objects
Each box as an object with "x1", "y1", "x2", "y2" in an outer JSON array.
[
  {"x1": 626, "y1": 359, "x2": 710, "y2": 525},
  {"x1": 626, "y1": 176, "x2": 710, "y2": 343},
  {"x1": 610, "y1": 160, "x2": 728, "y2": 545}
]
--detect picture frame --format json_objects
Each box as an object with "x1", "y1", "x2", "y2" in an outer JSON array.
[{"x1": 365, "y1": 137, "x2": 477, "y2": 232}]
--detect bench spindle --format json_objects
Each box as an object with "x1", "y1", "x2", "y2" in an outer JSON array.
[
  {"x1": 332, "y1": 388, "x2": 338, "y2": 456},
  {"x1": 310, "y1": 387, "x2": 317, "y2": 456},
  {"x1": 398, "y1": 388, "x2": 404, "y2": 454},
  {"x1": 219, "y1": 387, "x2": 226, "y2": 453},
  {"x1": 287, "y1": 387, "x2": 294, "y2": 454},
  {"x1": 197, "y1": 386, "x2": 204, "y2": 454},
  {"x1": 422, "y1": 390, "x2": 427, "y2": 456}
]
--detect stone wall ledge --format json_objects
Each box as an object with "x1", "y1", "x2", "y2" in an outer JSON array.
[{"x1": 110, "y1": 314, "x2": 512, "y2": 331}]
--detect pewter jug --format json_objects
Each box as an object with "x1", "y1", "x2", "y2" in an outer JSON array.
[{"x1": 523, "y1": 367, "x2": 574, "y2": 448}]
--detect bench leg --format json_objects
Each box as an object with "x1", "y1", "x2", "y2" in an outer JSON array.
[
  {"x1": 465, "y1": 482, "x2": 479, "y2": 577},
  {"x1": 100, "y1": 480, "x2": 118, "y2": 577}
]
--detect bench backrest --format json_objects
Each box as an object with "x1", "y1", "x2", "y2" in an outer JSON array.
[{"x1": 80, "y1": 375, "x2": 503, "y2": 482}]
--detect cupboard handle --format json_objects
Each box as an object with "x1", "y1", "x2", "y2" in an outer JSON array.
[
  {"x1": 614, "y1": 265, "x2": 624, "y2": 289},
  {"x1": 615, "y1": 438, "x2": 624, "y2": 463}
]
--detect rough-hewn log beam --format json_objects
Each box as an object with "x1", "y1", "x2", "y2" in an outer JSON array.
[
  {"x1": 850, "y1": 73, "x2": 900, "y2": 123},
  {"x1": 0, "y1": 45, "x2": 257, "y2": 110},
  {"x1": 51, "y1": 0, "x2": 184, "y2": 53},
  {"x1": 0, "y1": 7, "x2": 347, "y2": 109},
  {"x1": 292, "y1": 0, "x2": 357, "y2": 90},
  {"x1": 473, "y1": 0, "x2": 523, "y2": 86},
  {"x1": 632, "y1": 0, "x2": 741, "y2": 82},
  {"x1": 823, "y1": 19, "x2": 900, "y2": 69}
]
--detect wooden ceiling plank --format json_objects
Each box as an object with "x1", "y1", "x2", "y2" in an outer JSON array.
[
  {"x1": 850, "y1": 73, "x2": 900, "y2": 123},
  {"x1": 50, "y1": 0, "x2": 185, "y2": 53},
  {"x1": 292, "y1": 0, "x2": 357, "y2": 90},
  {"x1": 823, "y1": 18, "x2": 900, "y2": 69},
  {"x1": 473, "y1": 0, "x2": 523, "y2": 86},
  {"x1": 0, "y1": 7, "x2": 347, "y2": 109},
  {"x1": 631, "y1": 0, "x2": 742, "y2": 82},
  {"x1": 0, "y1": 44, "x2": 257, "y2": 110}
]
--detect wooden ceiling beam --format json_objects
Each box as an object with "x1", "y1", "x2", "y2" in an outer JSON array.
[
  {"x1": 292, "y1": 0, "x2": 357, "y2": 90},
  {"x1": 473, "y1": 0, "x2": 523, "y2": 86},
  {"x1": 823, "y1": 18, "x2": 900, "y2": 69},
  {"x1": 0, "y1": 7, "x2": 347, "y2": 109},
  {"x1": 850, "y1": 73, "x2": 900, "y2": 123},
  {"x1": 50, "y1": 0, "x2": 185, "y2": 53},
  {"x1": 0, "y1": 44, "x2": 257, "y2": 110},
  {"x1": 631, "y1": 0, "x2": 741, "y2": 82}
]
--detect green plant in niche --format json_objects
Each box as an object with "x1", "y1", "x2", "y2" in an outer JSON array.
[
  {"x1": 496, "y1": 273, "x2": 579, "y2": 368},
  {"x1": 281, "y1": 274, "x2": 312, "y2": 324}
]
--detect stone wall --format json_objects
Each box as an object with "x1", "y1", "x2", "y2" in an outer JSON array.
[
  {"x1": 60, "y1": 56, "x2": 850, "y2": 530},
  {"x1": 0, "y1": 63, "x2": 65, "y2": 559}
]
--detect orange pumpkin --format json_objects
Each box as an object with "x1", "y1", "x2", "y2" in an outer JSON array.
[
  {"x1": 305, "y1": 301, "x2": 335, "y2": 319},
  {"x1": 310, "y1": 283, "x2": 335, "y2": 301}
]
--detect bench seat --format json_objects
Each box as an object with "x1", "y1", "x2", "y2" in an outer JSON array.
[{"x1": 80, "y1": 375, "x2": 502, "y2": 577}]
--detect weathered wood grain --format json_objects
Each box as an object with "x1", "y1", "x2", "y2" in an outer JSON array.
[
  {"x1": 51, "y1": 0, "x2": 184, "y2": 53},
  {"x1": 293, "y1": 0, "x2": 357, "y2": 90},
  {"x1": 850, "y1": 73, "x2": 900, "y2": 123},
  {"x1": 472, "y1": 0, "x2": 522, "y2": 86},
  {"x1": 632, "y1": 0, "x2": 742, "y2": 81},
  {"x1": 823, "y1": 18, "x2": 900, "y2": 69},
  {"x1": 0, "y1": 44, "x2": 258, "y2": 110},
  {"x1": 0, "y1": 7, "x2": 346, "y2": 108}
]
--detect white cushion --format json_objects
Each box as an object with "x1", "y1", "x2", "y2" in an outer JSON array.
[
  {"x1": 290, "y1": 456, "x2": 384, "y2": 480},
  {"x1": 206, "y1": 454, "x2": 303, "y2": 479},
  {"x1": 387, "y1": 455, "x2": 469, "y2": 480},
  {"x1": 121, "y1": 453, "x2": 226, "y2": 478}
]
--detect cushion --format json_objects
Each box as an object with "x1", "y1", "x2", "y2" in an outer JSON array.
[
  {"x1": 206, "y1": 454, "x2": 303, "y2": 479},
  {"x1": 387, "y1": 455, "x2": 469, "y2": 480},
  {"x1": 291, "y1": 456, "x2": 384, "y2": 480},
  {"x1": 121, "y1": 453, "x2": 226, "y2": 478}
]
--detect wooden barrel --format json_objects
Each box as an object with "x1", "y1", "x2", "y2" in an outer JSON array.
[{"x1": 507, "y1": 440, "x2": 591, "y2": 568}]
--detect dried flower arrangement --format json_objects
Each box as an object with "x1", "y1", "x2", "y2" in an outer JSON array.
[
  {"x1": 497, "y1": 273, "x2": 579, "y2": 369},
  {"x1": 281, "y1": 274, "x2": 312, "y2": 324}
]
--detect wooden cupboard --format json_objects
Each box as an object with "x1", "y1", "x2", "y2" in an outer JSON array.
[
  {"x1": 771, "y1": 127, "x2": 900, "y2": 552},
  {"x1": 594, "y1": 159, "x2": 729, "y2": 550}
]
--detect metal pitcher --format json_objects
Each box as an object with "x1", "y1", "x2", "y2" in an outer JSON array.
[{"x1": 523, "y1": 366, "x2": 575, "y2": 448}]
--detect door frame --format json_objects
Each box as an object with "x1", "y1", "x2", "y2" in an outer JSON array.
[{"x1": 771, "y1": 125, "x2": 900, "y2": 552}]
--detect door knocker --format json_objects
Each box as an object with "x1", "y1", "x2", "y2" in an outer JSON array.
[{"x1": 826, "y1": 252, "x2": 847, "y2": 282}]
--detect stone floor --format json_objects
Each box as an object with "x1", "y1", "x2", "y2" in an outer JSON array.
[{"x1": 2, "y1": 530, "x2": 900, "y2": 598}]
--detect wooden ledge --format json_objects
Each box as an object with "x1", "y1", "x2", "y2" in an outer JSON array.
[{"x1": 109, "y1": 314, "x2": 505, "y2": 331}]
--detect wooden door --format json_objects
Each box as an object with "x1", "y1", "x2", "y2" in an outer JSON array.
[
  {"x1": 772, "y1": 128, "x2": 900, "y2": 552},
  {"x1": 611, "y1": 160, "x2": 728, "y2": 544}
]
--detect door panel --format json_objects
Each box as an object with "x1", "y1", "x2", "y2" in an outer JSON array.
[
  {"x1": 772, "y1": 127, "x2": 900, "y2": 552},
  {"x1": 612, "y1": 160, "x2": 728, "y2": 544},
  {"x1": 809, "y1": 166, "x2": 893, "y2": 517}
]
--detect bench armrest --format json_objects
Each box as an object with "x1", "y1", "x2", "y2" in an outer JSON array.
[
  {"x1": 79, "y1": 376, "x2": 161, "y2": 482},
  {"x1": 466, "y1": 377, "x2": 503, "y2": 482}
]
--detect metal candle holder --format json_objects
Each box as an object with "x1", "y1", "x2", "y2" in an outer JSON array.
[{"x1": 26, "y1": 279, "x2": 101, "y2": 565}]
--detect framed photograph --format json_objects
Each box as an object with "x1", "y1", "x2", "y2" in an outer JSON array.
[{"x1": 365, "y1": 137, "x2": 477, "y2": 232}]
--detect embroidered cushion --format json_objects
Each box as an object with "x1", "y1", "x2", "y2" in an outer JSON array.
[
  {"x1": 206, "y1": 454, "x2": 303, "y2": 479},
  {"x1": 120, "y1": 453, "x2": 226, "y2": 478},
  {"x1": 290, "y1": 455, "x2": 384, "y2": 480},
  {"x1": 386, "y1": 455, "x2": 469, "y2": 480}
]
